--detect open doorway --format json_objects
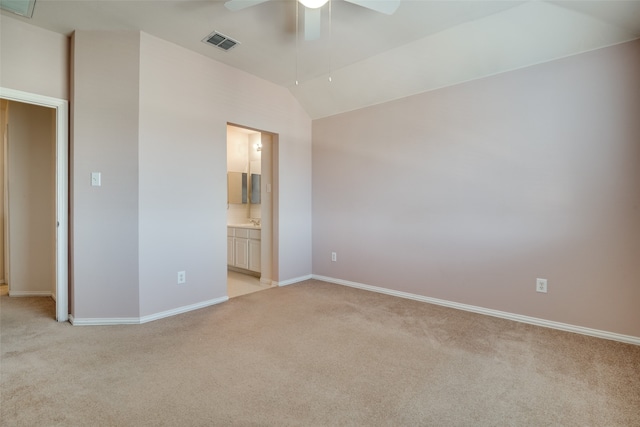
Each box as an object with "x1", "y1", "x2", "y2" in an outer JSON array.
[
  {"x1": 226, "y1": 124, "x2": 276, "y2": 298},
  {"x1": 0, "y1": 88, "x2": 69, "y2": 322}
]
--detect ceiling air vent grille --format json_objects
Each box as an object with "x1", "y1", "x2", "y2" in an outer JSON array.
[{"x1": 202, "y1": 31, "x2": 239, "y2": 51}]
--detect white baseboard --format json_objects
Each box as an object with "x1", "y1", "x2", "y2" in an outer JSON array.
[
  {"x1": 277, "y1": 274, "x2": 312, "y2": 287},
  {"x1": 70, "y1": 316, "x2": 140, "y2": 326},
  {"x1": 139, "y1": 296, "x2": 228, "y2": 324},
  {"x1": 9, "y1": 291, "x2": 53, "y2": 298},
  {"x1": 70, "y1": 296, "x2": 229, "y2": 326},
  {"x1": 312, "y1": 275, "x2": 640, "y2": 346}
]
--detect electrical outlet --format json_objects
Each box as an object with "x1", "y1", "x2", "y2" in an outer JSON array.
[
  {"x1": 177, "y1": 271, "x2": 186, "y2": 284},
  {"x1": 536, "y1": 278, "x2": 547, "y2": 293},
  {"x1": 331, "y1": 252, "x2": 337, "y2": 262}
]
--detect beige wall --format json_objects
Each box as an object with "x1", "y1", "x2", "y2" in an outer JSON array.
[
  {"x1": 226, "y1": 126, "x2": 265, "y2": 223},
  {"x1": 1, "y1": 15, "x2": 67, "y2": 301},
  {"x1": 6, "y1": 101, "x2": 56, "y2": 295},
  {"x1": 227, "y1": 126, "x2": 250, "y2": 173},
  {"x1": 259, "y1": 133, "x2": 274, "y2": 283},
  {"x1": 2, "y1": 16, "x2": 309, "y2": 321},
  {"x1": 72, "y1": 31, "x2": 141, "y2": 318},
  {"x1": 312, "y1": 40, "x2": 640, "y2": 337},
  {"x1": 137, "y1": 32, "x2": 311, "y2": 316},
  {"x1": 226, "y1": 126, "x2": 251, "y2": 224},
  {"x1": 69, "y1": 29, "x2": 311, "y2": 319},
  {"x1": 0, "y1": 100, "x2": 6, "y2": 283},
  {"x1": 0, "y1": 15, "x2": 69, "y2": 100}
]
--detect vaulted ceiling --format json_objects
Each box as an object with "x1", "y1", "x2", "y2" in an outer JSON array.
[{"x1": 4, "y1": 0, "x2": 640, "y2": 119}]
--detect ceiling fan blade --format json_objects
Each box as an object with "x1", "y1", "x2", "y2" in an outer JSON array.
[
  {"x1": 344, "y1": 0, "x2": 401, "y2": 15},
  {"x1": 224, "y1": 0, "x2": 271, "y2": 12},
  {"x1": 304, "y1": 7, "x2": 321, "y2": 41}
]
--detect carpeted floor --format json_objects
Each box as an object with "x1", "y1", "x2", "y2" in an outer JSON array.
[{"x1": 1, "y1": 279, "x2": 639, "y2": 426}]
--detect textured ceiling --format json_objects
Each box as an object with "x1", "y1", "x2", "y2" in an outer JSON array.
[{"x1": 3, "y1": 0, "x2": 640, "y2": 118}]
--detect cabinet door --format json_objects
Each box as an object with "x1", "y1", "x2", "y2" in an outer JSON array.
[
  {"x1": 248, "y1": 239, "x2": 261, "y2": 272},
  {"x1": 234, "y1": 238, "x2": 249, "y2": 270},
  {"x1": 227, "y1": 236, "x2": 235, "y2": 266}
]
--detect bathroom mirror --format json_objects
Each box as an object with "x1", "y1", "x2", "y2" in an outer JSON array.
[
  {"x1": 228, "y1": 172, "x2": 247, "y2": 204},
  {"x1": 250, "y1": 173, "x2": 261, "y2": 204}
]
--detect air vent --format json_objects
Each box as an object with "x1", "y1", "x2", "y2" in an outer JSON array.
[{"x1": 202, "y1": 31, "x2": 240, "y2": 52}]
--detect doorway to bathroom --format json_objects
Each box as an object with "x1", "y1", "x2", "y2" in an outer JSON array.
[{"x1": 226, "y1": 124, "x2": 277, "y2": 298}]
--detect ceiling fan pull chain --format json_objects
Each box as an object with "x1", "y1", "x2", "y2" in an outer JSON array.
[
  {"x1": 295, "y1": 0, "x2": 300, "y2": 86},
  {"x1": 328, "y1": 0, "x2": 332, "y2": 83}
]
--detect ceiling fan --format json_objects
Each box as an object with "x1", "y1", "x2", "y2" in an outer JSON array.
[{"x1": 224, "y1": 0, "x2": 401, "y2": 41}]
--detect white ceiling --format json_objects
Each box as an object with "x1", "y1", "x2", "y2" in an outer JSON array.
[{"x1": 4, "y1": 0, "x2": 640, "y2": 119}]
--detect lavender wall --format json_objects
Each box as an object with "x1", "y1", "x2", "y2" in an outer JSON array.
[
  {"x1": 3, "y1": 16, "x2": 312, "y2": 321},
  {"x1": 312, "y1": 40, "x2": 640, "y2": 337},
  {"x1": 137, "y1": 33, "x2": 311, "y2": 316},
  {"x1": 70, "y1": 30, "x2": 313, "y2": 320},
  {"x1": 72, "y1": 31, "x2": 141, "y2": 318},
  {"x1": 0, "y1": 16, "x2": 69, "y2": 100}
]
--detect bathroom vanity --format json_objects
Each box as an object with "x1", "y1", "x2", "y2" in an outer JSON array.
[{"x1": 227, "y1": 225, "x2": 261, "y2": 275}]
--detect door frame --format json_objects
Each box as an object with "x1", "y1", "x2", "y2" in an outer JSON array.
[
  {"x1": 0, "y1": 87, "x2": 69, "y2": 322},
  {"x1": 226, "y1": 123, "x2": 278, "y2": 286}
]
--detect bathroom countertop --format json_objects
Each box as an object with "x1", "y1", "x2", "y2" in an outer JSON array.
[{"x1": 227, "y1": 223, "x2": 261, "y2": 230}]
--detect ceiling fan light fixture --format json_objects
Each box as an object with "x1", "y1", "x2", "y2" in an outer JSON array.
[{"x1": 299, "y1": 0, "x2": 328, "y2": 9}]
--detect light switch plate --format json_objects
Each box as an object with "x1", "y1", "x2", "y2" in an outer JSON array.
[{"x1": 91, "y1": 172, "x2": 101, "y2": 187}]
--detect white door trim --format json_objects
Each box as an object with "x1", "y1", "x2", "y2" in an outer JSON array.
[{"x1": 0, "y1": 87, "x2": 69, "y2": 322}]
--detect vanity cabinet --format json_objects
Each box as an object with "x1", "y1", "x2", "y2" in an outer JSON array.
[
  {"x1": 233, "y1": 229, "x2": 250, "y2": 270},
  {"x1": 227, "y1": 227, "x2": 261, "y2": 273},
  {"x1": 226, "y1": 232, "x2": 235, "y2": 266},
  {"x1": 248, "y1": 230, "x2": 261, "y2": 272}
]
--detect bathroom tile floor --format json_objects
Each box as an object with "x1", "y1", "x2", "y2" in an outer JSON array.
[{"x1": 227, "y1": 270, "x2": 272, "y2": 298}]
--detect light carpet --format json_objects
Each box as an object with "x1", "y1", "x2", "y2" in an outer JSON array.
[{"x1": 1, "y1": 279, "x2": 639, "y2": 426}]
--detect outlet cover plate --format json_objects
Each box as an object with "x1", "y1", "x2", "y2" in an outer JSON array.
[{"x1": 536, "y1": 278, "x2": 547, "y2": 293}]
